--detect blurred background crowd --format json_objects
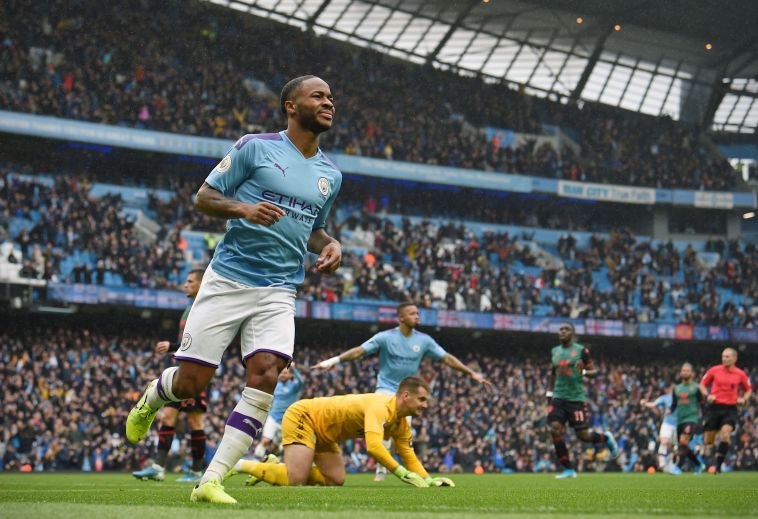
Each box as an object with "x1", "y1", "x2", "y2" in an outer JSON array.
[{"x1": 1, "y1": 323, "x2": 755, "y2": 473}]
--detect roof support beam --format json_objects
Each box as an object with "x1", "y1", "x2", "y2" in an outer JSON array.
[
  {"x1": 569, "y1": 25, "x2": 613, "y2": 102},
  {"x1": 425, "y1": 0, "x2": 480, "y2": 65},
  {"x1": 700, "y1": 65, "x2": 730, "y2": 128},
  {"x1": 307, "y1": 0, "x2": 333, "y2": 31}
]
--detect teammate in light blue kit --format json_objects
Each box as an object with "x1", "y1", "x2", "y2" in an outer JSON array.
[
  {"x1": 126, "y1": 76, "x2": 342, "y2": 505},
  {"x1": 253, "y1": 364, "x2": 305, "y2": 459},
  {"x1": 313, "y1": 302, "x2": 491, "y2": 480},
  {"x1": 641, "y1": 387, "x2": 678, "y2": 471}
]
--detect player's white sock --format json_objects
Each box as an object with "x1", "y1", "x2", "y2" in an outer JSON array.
[
  {"x1": 657, "y1": 444, "x2": 669, "y2": 469},
  {"x1": 253, "y1": 443, "x2": 267, "y2": 460},
  {"x1": 146, "y1": 366, "x2": 180, "y2": 409},
  {"x1": 201, "y1": 387, "x2": 273, "y2": 485}
]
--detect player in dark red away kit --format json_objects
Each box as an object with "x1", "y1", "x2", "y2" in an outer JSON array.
[
  {"x1": 132, "y1": 269, "x2": 208, "y2": 482},
  {"x1": 699, "y1": 347, "x2": 752, "y2": 473}
]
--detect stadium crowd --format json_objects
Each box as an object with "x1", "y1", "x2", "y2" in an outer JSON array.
[
  {"x1": 1, "y1": 323, "x2": 756, "y2": 474},
  {"x1": 299, "y1": 212, "x2": 757, "y2": 328},
  {"x1": 2, "y1": 163, "x2": 755, "y2": 327},
  {"x1": 1, "y1": 169, "x2": 187, "y2": 288},
  {"x1": 0, "y1": 0, "x2": 741, "y2": 190}
]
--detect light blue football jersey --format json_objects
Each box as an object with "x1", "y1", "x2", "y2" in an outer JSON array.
[
  {"x1": 362, "y1": 328, "x2": 447, "y2": 393},
  {"x1": 205, "y1": 131, "x2": 342, "y2": 288},
  {"x1": 653, "y1": 394, "x2": 677, "y2": 426},
  {"x1": 270, "y1": 368, "x2": 304, "y2": 423}
]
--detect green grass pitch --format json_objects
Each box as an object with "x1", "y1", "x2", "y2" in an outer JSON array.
[{"x1": 1, "y1": 472, "x2": 756, "y2": 518}]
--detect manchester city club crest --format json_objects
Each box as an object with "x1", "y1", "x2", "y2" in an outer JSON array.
[
  {"x1": 216, "y1": 154, "x2": 232, "y2": 173},
  {"x1": 318, "y1": 177, "x2": 330, "y2": 198},
  {"x1": 412, "y1": 344, "x2": 421, "y2": 353},
  {"x1": 180, "y1": 333, "x2": 192, "y2": 351}
]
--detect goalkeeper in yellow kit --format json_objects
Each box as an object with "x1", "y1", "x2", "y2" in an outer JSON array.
[{"x1": 233, "y1": 376, "x2": 453, "y2": 488}]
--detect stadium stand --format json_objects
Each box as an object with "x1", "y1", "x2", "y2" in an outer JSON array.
[
  {"x1": 1, "y1": 164, "x2": 754, "y2": 326},
  {"x1": 0, "y1": 0, "x2": 743, "y2": 190}
]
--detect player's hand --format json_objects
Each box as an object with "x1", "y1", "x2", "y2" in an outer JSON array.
[
  {"x1": 242, "y1": 202, "x2": 285, "y2": 227},
  {"x1": 311, "y1": 356, "x2": 340, "y2": 371},
  {"x1": 737, "y1": 397, "x2": 746, "y2": 406},
  {"x1": 639, "y1": 399, "x2": 648, "y2": 406},
  {"x1": 155, "y1": 341, "x2": 171, "y2": 354},
  {"x1": 707, "y1": 394, "x2": 716, "y2": 403},
  {"x1": 314, "y1": 241, "x2": 341, "y2": 274},
  {"x1": 472, "y1": 372, "x2": 493, "y2": 387},
  {"x1": 425, "y1": 476, "x2": 455, "y2": 487},
  {"x1": 392, "y1": 466, "x2": 429, "y2": 488}
]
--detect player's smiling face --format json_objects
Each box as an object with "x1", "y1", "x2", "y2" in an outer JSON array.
[{"x1": 291, "y1": 77, "x2": 334, "y2": 133}]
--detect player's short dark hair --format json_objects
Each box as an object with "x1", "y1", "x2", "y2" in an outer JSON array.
[
  {"x1": 188, "y1": 268, "x2": 205, "y2": 280},
  {"x1": 280, "y1": 75, "x2": 317, "y2": 115},
  {"x1": 560, "y1": 322, "x2": 575, "y2": 334},
  {"x1": 396, "y1": 302, "x2": 416, "y2": 315},
  {"x1": 397, "y1": 376, "x2": 430, "y2": 395}
]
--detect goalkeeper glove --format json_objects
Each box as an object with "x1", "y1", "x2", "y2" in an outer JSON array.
[
  {"x1": 424, "y1": 476, "x2": 455, "y2": 487},
  {"x1": 392, "y1": 466, "x2": 429, "y2": 488}
]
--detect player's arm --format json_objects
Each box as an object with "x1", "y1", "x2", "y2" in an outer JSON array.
[
  {"x1": 307, "y1": 228, "x2": 341, "y2": 274},
  {"x1": 441, "y1": 353, "x2": 492, "y2": 387},
  {"x1": 737, "y1": 373, "x2": 753, "y2": 406},
  {"x1": 363, "y1": 410, "x2": 428, "y2": 488},
  {"x1": 197, "y1": 142, "x2": 285, "y2": 225},
  {"x1": 311, "y1": 345, "x2": 367, "y2": 370},
  {"x1": 195, "y1": 183, "x2": 284, "y2": 225},
  {"x1": 291, "y1": 365, "x2": 305, "y2": 387},
  {"x1": 639, "y1": 395, "x2": 661, "y2": 414},
  {"x1": 579, "y1": 347, "x2": 597, "y2": 379},
  {"x1": 547, "y1": 366, "x2": 556, "y2": 402},
  {"x1": 155, "y1": 340, "x2": 172, "y2": 355},
  {"x1": 308, "y1": 172, "x2": 342, "y2": 274},
  {"x1": 700, "y1": 368, "x2": 715, "y2": 402},
  {"x1": 670, "y1": 391, "x2": 678, "y2": 412}
]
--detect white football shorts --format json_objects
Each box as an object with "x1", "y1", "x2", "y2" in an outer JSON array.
[
  {"x1": 659, "y1": 422, "x2": 677, "y2": 441},
  {"x1": 262, "y1": 415, "x2": 283, "y2": 443},
  {"x1": 174, "y1": 266, "x2": 296, "y2": 367}
]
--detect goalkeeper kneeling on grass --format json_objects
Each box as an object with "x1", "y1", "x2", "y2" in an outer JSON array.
[{"x1": 231, "y1": 376, "x2": 453, "y2": 488}]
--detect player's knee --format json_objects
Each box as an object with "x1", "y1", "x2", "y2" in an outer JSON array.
[
  {"x1": 172, "y1": 375, "x2": 204, "y2": 399},
  {"x1": 287, "y1": 471, "x2": 309, "y2": 486},
  {"x1": 246, "y1": 353, "x2": 287, "y2": 393},
  {"x1": 187, "y1": 413, "x2": 204, "y2": 430},
  {"x1": 326, "y1": 475, "x2": 345, "y2": 486}
]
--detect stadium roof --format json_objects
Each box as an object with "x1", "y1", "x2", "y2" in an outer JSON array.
[{"x1": 207, "y1": 0, "x2": 758, "y2": 133}]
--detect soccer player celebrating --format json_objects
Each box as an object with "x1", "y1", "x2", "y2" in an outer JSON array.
[
  {"x1": 252, "y1": 363, "x2": 305, "y2": 460},
  {"x1": 547, "y1": 323, "x2": 619, "y2": 479},
  {"x1": 234, "y1": 376, "x2": 454, "y2": 488},
  {"x1": 640, "y1": 385, "x2": 677, "y2": 471},
  {"x1": 669, "y1": 362, "x2": 706, "y2": 475},
  {"x1": 311, "y1": 302, "x2": 491, "y2": 481},
  {"x1": 132, "y1": 269, "x2": 208, "y2": 483},
  {"x1": 699, "y1": 347, "x2": 752, "y2": 473},
  {"x1": 126, "y1": 75, "x2": 342, "y2": 504}
]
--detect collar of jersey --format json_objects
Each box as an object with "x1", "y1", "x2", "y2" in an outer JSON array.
[{"x1": 280, "y1": 130, "x2": 322, "y2": 161}]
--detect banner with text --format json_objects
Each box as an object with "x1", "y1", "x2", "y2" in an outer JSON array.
[{"x1": 558, "y1": 180, "x2": 656, "y2": 205}]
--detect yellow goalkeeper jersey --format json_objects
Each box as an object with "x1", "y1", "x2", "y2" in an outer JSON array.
[{"x1": 286, "y1": 392, "x2": 427, "y2": 476}]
